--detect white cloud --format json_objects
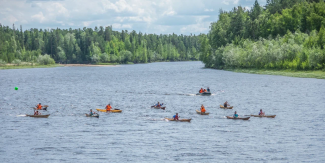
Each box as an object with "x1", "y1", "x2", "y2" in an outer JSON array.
[
  {"x1": 162, "y1": 7, "x2": 177, "y2": 16},
  {"x1": 0, "y1": 0, "x2": 266, "y2": 34},
  {"x1": 112, "y1": 23, "x2": 132, "y2": 29},
  {"x1": 222, "y1": 0, "x2": 240, "y2": 5},
  {"x1": 83, "y1": 21, "x2": 93, "y2": 27},
  {"x1": 31, "y1": 12, "x2": 46, "y2": 23},
  {"x1": 204, "y1": 9, "x2": 214, "y2": 12}
]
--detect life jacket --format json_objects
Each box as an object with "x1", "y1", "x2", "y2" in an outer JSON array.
[
  {"x1": 201, "y1": 106, "x2": 206, "y2": 113},
  {"x1": 37, "y1": 104, "x2": 42, "y2": 110},
  {"x1": 204, "y1": 89, "x2": 207, "y2": 92},
  {"x1": 174, "y1": 115, "x2": 179, "y2": 120},
  {"x1": 106, "y1": 105, "x2": 111, "y2": 111}
]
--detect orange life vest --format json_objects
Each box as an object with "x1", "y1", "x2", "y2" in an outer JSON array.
[
  {"x1": 106, "y1": 105, "x2": 112, "y2": 111},
  {"x1": 37, "y1": 104, "x2": 42, "y2": 110},
  {"x1": 201, "y1": 106, "x2": 206, "y2": 113}
]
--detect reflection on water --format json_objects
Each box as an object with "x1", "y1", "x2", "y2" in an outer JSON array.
[{"x1": 0, "y1": 61, "x2": 325, "y2": 162}]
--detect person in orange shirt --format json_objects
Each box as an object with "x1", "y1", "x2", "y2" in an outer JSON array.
[
  {"x1": 36, "y1": 103, "x2": 42, "y2": 110},
  {"x1": 201, "y1": 104, "x2": 206, "y2": 113},
  {"x1": 199, "y1": 88, "x2": 203, "y2": 93},
  {"x1": 106, "y1": 104, "x2": 112, "y2": 111}
]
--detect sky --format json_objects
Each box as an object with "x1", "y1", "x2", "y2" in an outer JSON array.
[{"x1": 0, "y1": 0, "x2": 266, "y2": 35}]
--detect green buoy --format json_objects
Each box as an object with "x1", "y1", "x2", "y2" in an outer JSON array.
[{"x1": 15, "y1": 87, "x2": 18, "y2": 90}]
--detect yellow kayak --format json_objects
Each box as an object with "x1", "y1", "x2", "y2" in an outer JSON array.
[
  {"x1": 196, "y1": 110, "x2": 210, "y2": 115},
  {"x1": 96, "y1": 109, "x2": 122, "y2": 113},
  {"x1": 220, "y1": 105, "x2": 233, "y2": 109}
]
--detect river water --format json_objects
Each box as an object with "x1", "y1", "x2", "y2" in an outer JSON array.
[{"x1": 0, "y1": 61, "x2": 324, "y2": 162}]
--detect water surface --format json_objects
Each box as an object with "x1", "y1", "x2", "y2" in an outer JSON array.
[{"x1": 0, "y1": 61, "x2": 325, "y2": 162}]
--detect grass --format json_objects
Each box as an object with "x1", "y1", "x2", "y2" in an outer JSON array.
[
  {"x1": 0, "y1": 64, "x2": 61, "y2": 70},
  {"x1": 225, "y1": 68, "x2": 325, "y2": 79}
]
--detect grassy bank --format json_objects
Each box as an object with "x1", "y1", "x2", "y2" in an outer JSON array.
[
  {"x1": 0, "y1": 64, "x2": 61, "y2": 70},
  {"x1": 224, "y1": 68, "x2": 325, "y2": 79}
]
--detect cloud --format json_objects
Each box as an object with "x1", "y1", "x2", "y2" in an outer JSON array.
[
  {"x1": 204, "y1": 9, "x2": 214, "y2": 12},
  {"x1": 0, "y1": 0, "x2": 266, "y2": 34},
  {"x1": 112, "y1": 23, "x2": 132, "y2": 29},
  {"x1": 222, "y1": 0, "x2": 240, "y2": 5},
  {"x1": 31, "y1": 12, "x2": 46, "y2": 23}
]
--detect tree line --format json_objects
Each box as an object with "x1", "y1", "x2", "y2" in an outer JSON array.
[
  {"x1": 199, "y1": 0, "x2": 325, "y2": 70},
  {"x1": 0, "y1": 24, "x2": 200, "y2": 65}
]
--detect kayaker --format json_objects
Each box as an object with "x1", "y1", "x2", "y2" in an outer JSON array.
[
  {"x1": 199, "y1": 88, "x2": 203, "y2": 93},
  {"x1": 106, "y1": 104, "x2": 112, "y2": 111},
  {"x1": 204, "y1": 89, "x2": 207, "y2": 92},
  {"x1": 207, "y1": 87, "x2": 210, "y2": 92},
  {"x1": 36, "y1": 103, "x2": 42, "y2": 110},
  {"x1": 34, "y1": 110, "x2": 41, "y2": 115},
  {"x1": 89, "y1": 109, "x2": 94, "y2": 116},
  {"x1": 224, "y1": 101, "x2": 229, "y2": 107},
  {"x1": 233, "y1": 111, "x2": 239, "y2": 118},
  {"x1": 259, "y1": 109, "x2": 265, "y2": 116},
  {"x1": 156, "y1": 102, "x2": 161, "y2": 107},
  {"x1": 173, "y1": 113, "x2": 179, "y2": 120},
  {"x1": 201, "y1": 105, "x2": 206, "y2": 113}
]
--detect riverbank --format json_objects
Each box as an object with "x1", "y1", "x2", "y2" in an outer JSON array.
[
  {"x1": 0, "y1": 64, "x2": 61, "y2": 70},
  {"x1": 225, "y1": 68, "x2": 325, "y2": 79},
  {"x1": 61, "y1": 64, "x2": 118, "y2": 67},
  {"x1": 0, "y1": 63, "x2": 120, "y2": 70}
]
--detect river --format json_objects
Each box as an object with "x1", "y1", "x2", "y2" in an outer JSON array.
[{"x1": 0, "y1": 61, "x2": 324, "y2": 162}]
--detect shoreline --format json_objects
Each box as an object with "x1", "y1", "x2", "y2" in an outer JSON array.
[
  {"x1": 0, "y1": 63, "x2": 119, "y2": 70},
  {"x1": 60, "y1": 64, "x2": 118, "y2": 67},
  {"x1": 0, "y1": 64, "x2": 61, "y2": 70},
  {"x1": 222, "y1": 68, "x2": 325, "y2": 79}
]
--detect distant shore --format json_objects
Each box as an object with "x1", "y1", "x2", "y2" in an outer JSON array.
[
  {"x1": 224, "y1": 68, "x2": 325, "y2": 79},
  {"x1": 60, "y1": 64, "x2": 118, "y2": 67},
  {"x1": 0, "y1": 63, "x2": 119, "y2": 70},
  {"x1": 0, "y1": 64, "x2": 61, "y2": 70}
]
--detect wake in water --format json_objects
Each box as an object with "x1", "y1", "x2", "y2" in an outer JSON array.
[{"x1": 17, "y1": 115, "x2": 26, "y2": 117}]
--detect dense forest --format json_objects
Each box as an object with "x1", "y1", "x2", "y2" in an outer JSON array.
[
  {"x1": 199, "y1": 0, "x2": 325, "y2": 70},
  {"x1": 0, "y1": 24, "x2": 200, "y2": 65}
]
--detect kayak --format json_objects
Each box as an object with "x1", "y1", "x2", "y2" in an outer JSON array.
[
  {"x1": 250, "y1": 115, "x2": 276, "y2": 118},
  {"x1": 165, "y1": 118, "x2": 191, "y2": 122},
  {"x1": 196, "y1": 110, "x2": 210, "y2": 115},
  {"x1": 219, "y1": 105, "x2": 233, "y2": 109},
  {"x1": 196, "y1": 92, "x2": 211, "y2": 96},
  {"x1": 226, "y1": 116, "x2": 250, "y2": 120},
  {"x1": 151, "y1": 106, "x2": 166, "y2": 110},
  {"x1": 85, "y1": 113, "x2": 99, "y2": 118},
  {"x1": 26, "y1": 114, "x2": 50, "y2": 118},
  {"x1": 33, "y1": 107, "x2": 47, "y2": 110},
  {"x1": 96, "y1": 109, "x2": 122, "y2": 113}
]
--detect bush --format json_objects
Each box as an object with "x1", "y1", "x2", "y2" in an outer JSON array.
[
  {"x1": 37, "y1": 54, "x2": 55, "y2": 65},
  {"x1": 0, "y1": 59, "x2": 6, "y2": 66},
  {"x1": 100, "y1": 53, "x2": 110, "y2": 62},
  {"x1": 12, "y1": 59, "x2": 22, "y2": 66},
  {"x1": 119, "y1": 50, "x2": 132, "y2": 63},
  {"x1": 91, "y1": 54, "x2": 100, "y2": 63}
]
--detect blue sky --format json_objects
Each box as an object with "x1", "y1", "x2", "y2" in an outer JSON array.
[{"x1": 0, "y1": 0, "x2": 266, "y2": 35}]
